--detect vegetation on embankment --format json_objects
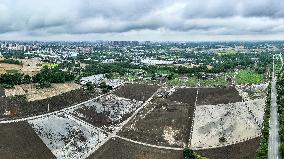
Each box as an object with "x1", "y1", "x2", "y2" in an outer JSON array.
[{"x1": 256, "y1": 83, "x2": 271, "y2": 158}]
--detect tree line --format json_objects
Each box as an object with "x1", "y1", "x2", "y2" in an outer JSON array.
[{"x1": 0, "y1": 69, "x2": 75, "y2": 88}]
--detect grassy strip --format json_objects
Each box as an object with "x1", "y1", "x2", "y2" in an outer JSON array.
[
  {"x1": 256, "y1": 83, "x2": 271, "y2": 158},
  {"x1": 277, "y1": 73, "x2": 284, "y2": 156}
]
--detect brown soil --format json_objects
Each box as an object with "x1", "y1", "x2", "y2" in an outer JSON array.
[
  {"x1": 0, "y1": 89, "x2": 99, "y2": 119},
  {"x1": 74, "y1": 107, "x2": 112, "y2": 127},
  {"x1": 0, "y1": 63, "x2": 22, "y2": 74},
  {"x1": 5, "y1": 82, "x2": 81, "y2": 101},
  {"x1": 0, "y1": 122, "x2": 56, "y2": 159},
  {"x1": 113, "y1": 83, "x2": 160, "y2": 101},
  {"x1": 72, "y1": 104, "x2": 133, "y2": 132},
  {"x1": 0, "y1": 86, "x2": 4, "y2": 97},
  {"x1": 197, "y1": 87, "x2": 242, "y2": 105},
  {"x1": 87, "y1": 137, "x2": 260, "y2": 159},
  {"x1": 87, "y1": 137, "x2": 183, "y2": 159},
  {"x1": 195, "y1": 137, "x2": 260, "y2": 159},
  {"x1": 168, "y1": 88, "x2": 198, "y2": 105},
  {"x1": 119, "y1": 98, "x2": 194, "y2": 147}
]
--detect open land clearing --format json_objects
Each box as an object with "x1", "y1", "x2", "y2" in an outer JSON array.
[
  {"x1": 196, "y1": 87, "x2": 242, "y2": 105},
  {"x1": 0, "y1": 83, "x2": 268, "y2": 159},
  {"x1": 69, "y1": 94, "x2": 143, "y2": 132},
  {"x1": 87, "y1": 137, "x2": 260, "y2": 159},
  {"x1": 0, "y1": 58, "x2": 41, "y2": 75},
  {"x1": 195, "y1": 137, "x2": 261, "y2": 159},
  {"x1": 113, "y1": 83, "x2": 160, "y2": 101},
  {"x1": 119, "y1": 98, "x2": 193, "y2": 147},
  {"x1": 87, "y1": 137, "x2": 183, "y2": 159},
  {"x1": 0, "y1": 88, "x2": 99, "y2": 119},
  {"x1": 191, "y1": 100, "x2": 262, "y2": 148},
  {"x1": 0, "y1": 63, "x2": 22, "y2": 74},
  {"x1": 20, "y1": 58, "x2": 42, "y2": 76},
  {"x1": 168, "y1": 88, "x2": 197, "y2": 105},
  {"x1": 236, "y1": 83, "x2": 268, "y2": 101},
  {"x1": 28, "y1": 113, "x2": 108, "y2": 159},
  {"x1": 0, "y1": 121, "x2": 56, "y2": 159},
  {"x1": 4, "y1": 82, "x2": 81, "y2": 101}
]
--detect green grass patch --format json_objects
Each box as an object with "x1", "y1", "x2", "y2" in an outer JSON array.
[
  {"x1": 167, "y1": 78, "x2": 183, "y2": 86},
  {"x1": 235, "y1": 69, "x2": 263, "y2": 84},
  {"x1": 42, "y1": 63, "x2": 59, "y2": 68},
  {"x1": 186, "y1": 77, "x2": 199, "y2": 87},
  {"x1": 200, "y1": 76, "x2": 228, "y2": 87},
  {"x1": 159, "y1": 55, "x2": 177, "y2": 59},
  {"x1": 6, "y1": 70, "x2": 19, "y2": 74},
  {"x1": 218, "y1": 52, "x2": 239, "y2": 56}
]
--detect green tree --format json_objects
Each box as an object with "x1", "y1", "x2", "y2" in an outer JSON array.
[{"x1": 183, "y1": 147, "x2": 195, "y2": 159}]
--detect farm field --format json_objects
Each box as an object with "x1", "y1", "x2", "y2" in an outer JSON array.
[
  {"x1": 119, "y1": 98, "x2": 194, "y2": 147},
  {"x1": 87, "y1": 137, "x2": 183, "y2": 159},
  {"x1": 191, "y1": 101, "x2": 261, "y2": 148},
  {"x1": 0, "y1": 63, "x2": 22, "y2": 74},
  {"x1": 196, "y1": 137, "x2": 260, "y2": 159},
  {"x1": 113, "y1": 83, "x2": 160, "y2": 101},
  {"x1": 0, "y1": 88, "x2": 99, "y2": 119},
  {"x1": 28, "y1": 113, "x2": 108, "y2": 159},
  {"x1": 0, "y1": 122, "x2": 56, "y2": 159},
  {"x1": 196, "y1": 87, "x2": 242, "y2": 105},
  {"x1": 0, "y1": 84, "x2": 266, "y2": 159},
  {"x1": 69, "y1": 94, "x2": 142, "y2": 131},
  {"x1": 168, "y1": 88, "x2": 197, "y2": 105},
  {"x1": 4, "y1": 82, "x2": 81, "y2": 101}
]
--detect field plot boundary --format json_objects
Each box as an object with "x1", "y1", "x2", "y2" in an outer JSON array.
[
  {"x1": 191, "y1": 134, "x2": 261, "y2": 150},
  {"x1": 65, "y1": 113, "x2": 111, "y2": 135},
  {"x1": 83, "y1": 86, "x2": 161, "y2": 158},
  {"x1": 115, "y1": 135, "x2": 183, "y2": 150},
  {"x1": 189, "y1": 89, "x2": 199, "y2": 146},
  {"x1": 113, "y1": 87, "x2": 160, "y2": 134},
  {"x1": 191, "y1": 99, "x2": 262, "y2": 149},
  {"x1": 28, "y1": 113, "x2": 109, "y2": 159},
  {"x1": 0, "y1": 91, "x2": 115, "y2": 124},
  {"x1": 0, "y1": 82, "x2": 127, "y2": 124},
  {"x1": 86, "y1": 134, "x2": 261, "y2": 152},
  {"x1": 244, "y1": 103, "x2": 262, "y2": 128}
]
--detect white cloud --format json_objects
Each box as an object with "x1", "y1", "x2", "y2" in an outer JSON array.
[{"x1": 0, "y1": 0, "x2": 284, "y2": 40}]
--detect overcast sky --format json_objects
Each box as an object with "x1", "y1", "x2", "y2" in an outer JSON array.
[{"x1": 1, "y1": 0, "x2": 284, "y2": 41}]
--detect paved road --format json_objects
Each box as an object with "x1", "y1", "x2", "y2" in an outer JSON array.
[{"x1": 268, "y1": 60, "x2": 281, "y2": 159}]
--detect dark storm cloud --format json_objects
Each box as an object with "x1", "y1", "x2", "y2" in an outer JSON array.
[{"x1": 0, "y1": 0, "x2": 284, "y2": 40}]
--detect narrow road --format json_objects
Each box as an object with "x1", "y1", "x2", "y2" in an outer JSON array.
[{"x1": 268, "y1": 58, "x2": 280, "y2": 159}]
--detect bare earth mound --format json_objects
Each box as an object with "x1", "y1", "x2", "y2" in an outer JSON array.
[
  {"x1": 87, "y1": 137, "x2": 183, "y2": 159},
  {"x1": 197, "y1": 87, "x2": 242, "y2": 105},
  {"x1": 113, "y1": 83, "x2": 160, "y2": 101},
  {"x1": 0, "y1": 122, "x2": 55, "y2": 159}
]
